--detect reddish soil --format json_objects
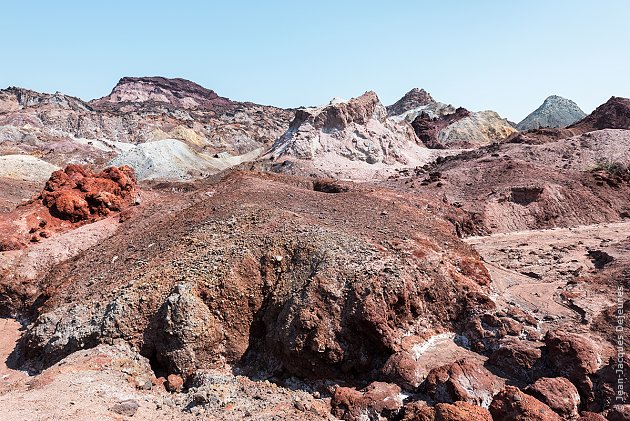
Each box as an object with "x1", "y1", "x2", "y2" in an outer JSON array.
[
  {"x1": 0, "y1": 164, "x2": 137, "y2": 252},
  {"x1": 1, "y1": 92, "x2": 630, "y2": 420}
]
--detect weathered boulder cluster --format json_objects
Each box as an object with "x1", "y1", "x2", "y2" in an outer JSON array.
[
  {"x1": 41, "y1": 164, "x2": 137, "y2": 222},
  {"x1": 326, "y1": 323, "x2": 622, "y2": 419}
]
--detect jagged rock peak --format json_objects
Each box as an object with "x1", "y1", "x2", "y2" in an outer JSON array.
[
  {"x1": 0, "y1": 86, "x2": 92, "y2": 112},
  {"x1": 267, "y1": 90, "x2": 426, "y2": 173},
  {"x1": 295, "y1": 90, "x2": 386, "y2": 130},
  {"x1": 92, "y1": 76, "x2": 231, "y2": 109},
  {"x1": 517, "y1": 95, "x2": 586, "y2": 131},
  {"x1": 386, "y1": 88, "x2": 436, "y2": 116}
]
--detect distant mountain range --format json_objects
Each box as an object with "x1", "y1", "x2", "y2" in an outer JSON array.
[{"x1": 1, "y1": 77, "x2": 628, "y2": 182}]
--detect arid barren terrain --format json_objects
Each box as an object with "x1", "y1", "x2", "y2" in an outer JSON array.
[{"x1": 0, "y1": 77, "x2": 629, "y2": 420}]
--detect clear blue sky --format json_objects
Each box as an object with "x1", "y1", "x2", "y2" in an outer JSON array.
[{"x1": 2, "y1": 1, "x2": 629, "y2": 121}]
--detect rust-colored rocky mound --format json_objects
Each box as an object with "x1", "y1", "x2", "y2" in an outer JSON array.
[
  {"x1": 490, "y1": 386, "x2": 562, "y2": 420},
  {"x1": 41, "y1": 164, "x2": 137, "y2": 222},
  {"x1": 423, "y1": 358, "x2": 503, "y2": 407},
  {"x1": 571, "y1": 96, "x2": 630, "y2": 133},
  {"x1": 524, "y1": 377, "x2": 581, "y2": 419},
  {"x1": 0, "y1": 164, "x2": 137, "y2": 253},
  {"x1": 13, "y1": 171, "x2": 494, "y2": 390}
]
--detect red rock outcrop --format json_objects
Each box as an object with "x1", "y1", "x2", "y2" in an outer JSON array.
[
  {"x1": 41, "y1": 164, "x2": 137, "y2": 222},
  {"x1": 434, "y1": 401, "x2": 493, "y2": 420},
  {"x1": 401, "y1": 401, "x2": 493, "y2": 420},
  {"x1": 544, "y1": 330, "x2": 604, "y2": 403},
  {"x1": 381, "y1": 349, "x2": 425, "y2": 389},
  {"x1": 490, "y1": 386, "x2": 562, "y2": 421},
  {"x1": 524, "y1": 377, "x2": 581, "y2": 419},
  {"x1": 331, "y1": 381, "x2": 403, "y2": 421},
  {"x1": 401, "y1": 401, "x2": 435, "y2": 420},
  {"x1": 0, "y1": 164, "x2": 138, "y2": 256},
  {"x1": 423, "y1": 358, "x2": 503, "y2": 407}
]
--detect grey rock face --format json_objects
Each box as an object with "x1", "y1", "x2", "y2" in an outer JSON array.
[
  {"x1": 517, "y1": 95, "x2": 586, "y2": 131},
  {"x1": 386, "y1": 88, "x2": 435, "y2": 116}
]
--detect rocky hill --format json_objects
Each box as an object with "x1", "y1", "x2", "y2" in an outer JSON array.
[
  {"x1": 385, "y1": 89, "x2": 517, "y2": 148},
  {"x1": 516, "y1": 95, "x2": 586, "y2": 131},
  {"x1": 411, "y1": 108, "x2": 516, "y2": 148},
  {"x1": 91, "y1": 76, "x2": 232, "y2": 110},
  {"x1": 385, "y1": 87, "x2": 435, "y2": 116},
  {"x1": 1, "y1": 81, "x2": 630, "y2": 420},
  {"x1": 510, "y1": 95, "x2": 630, "y2": 144},
  {"x1": 570, "y1": 96, "x2": 630, "y2": 132},
  {"x1": 0, "y1": 77, "x2": 293, "y2": 162},
  {"x1": 263, "y1": 91, "x2": 450, "y2": 179}
]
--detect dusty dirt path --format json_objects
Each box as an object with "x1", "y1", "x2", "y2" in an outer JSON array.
[
  {"x1": 465, "y1": 220, "x2": 630, "y2": 324},
  {"x1": 0, "y1": 318, "x2": 26, "y2": 392}
]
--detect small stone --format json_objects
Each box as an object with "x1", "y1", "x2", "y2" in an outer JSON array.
[
  {"x1": 294, "y1": 400, "x2": 307, "y2": 411},
  {"x1": 110, "y1": 400, "x2": 139, "y2": 417},
  {"x1": 193, "y1": 391, "x2": 208, "y2": 405},
  {"x1": 132, "y1": 376, "x2": 152, "y2": 390},
  {"x1": 166, "y1": 374, "x2": 184, "y2": 392}
]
